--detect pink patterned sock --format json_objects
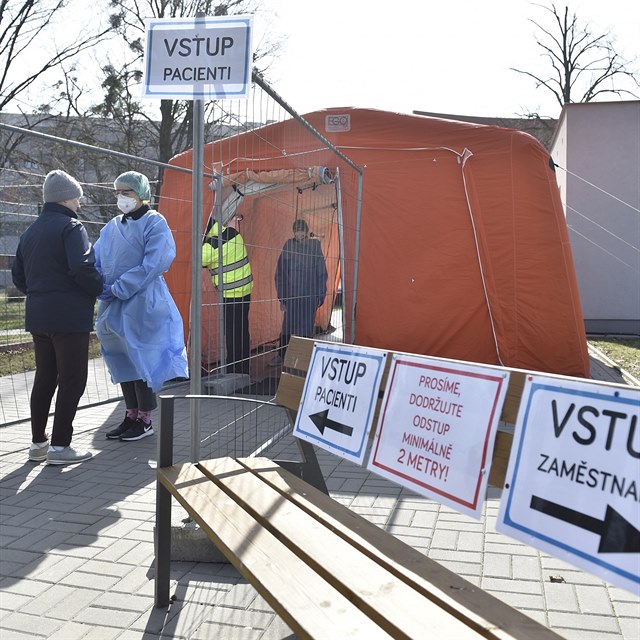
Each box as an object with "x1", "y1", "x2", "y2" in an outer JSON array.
[
  {"x1": 126, "y1": 409, "x2": 138, "y2": 420},
  {"x1": 138, "y1": 410, "x2": 152, "y2": 424}
]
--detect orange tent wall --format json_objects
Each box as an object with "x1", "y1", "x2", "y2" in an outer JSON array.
[{"x1": 160, "y1": 107, "x2": 589, "y2": 378}]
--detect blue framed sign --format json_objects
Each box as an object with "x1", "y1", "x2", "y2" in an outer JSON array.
[
  {"x1": 142, "y1": 15, "x2": 253, "y2": 100},
  {"x1": 497, "y1": 375, "x2": 639, "y2": 594}
]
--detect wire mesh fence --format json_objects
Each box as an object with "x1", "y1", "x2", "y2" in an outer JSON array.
[{"x1": 0, "y1": 74, "x2": 363, "y2": 460}]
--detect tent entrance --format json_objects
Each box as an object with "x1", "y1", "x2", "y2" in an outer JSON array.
[{"x1": 200, "y1": 166, "x2": 349, "y2": 377}]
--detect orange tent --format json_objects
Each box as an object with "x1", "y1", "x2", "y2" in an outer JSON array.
[{"x1": 160, "y1": 107, "x2": 589, "y2": 378}]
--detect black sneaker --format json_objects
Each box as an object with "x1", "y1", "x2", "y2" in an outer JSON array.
[
  {"x1": 120, "y1": 419, "x2": 154, "y2": 441},
  {"x1": 106, "y1": 415, "x2": 137, "y2": 439}
]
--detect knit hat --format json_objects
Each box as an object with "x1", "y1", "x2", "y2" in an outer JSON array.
[
  {"x1": 42, "y1": 170, "x2": 83, "y2": 203},
  {"x1": 114, "y1": 171, "x2": 151, "y2": 201}
]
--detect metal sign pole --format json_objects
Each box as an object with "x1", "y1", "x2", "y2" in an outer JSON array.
[
  {"x1": 213, "y1": 173, "x2": 226, "y2": 372},
  {"x1": 190, "y1": 97, "x2": 204, "y2": 463}
]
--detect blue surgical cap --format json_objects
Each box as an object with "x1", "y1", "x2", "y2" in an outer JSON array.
[{"x1": 114, "y1": 171, "x2": 151, "y2": 201}]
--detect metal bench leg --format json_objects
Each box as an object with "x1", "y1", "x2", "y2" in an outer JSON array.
[
  {"x1": 276, "y1": 438, "x2": 329, "y2": 495},
  {"x1": 155, "y1": 482, "x2": 172, "y2": 607},
  {"x1": 155, "y1": 396, "x2": 175, "y2": 607}
]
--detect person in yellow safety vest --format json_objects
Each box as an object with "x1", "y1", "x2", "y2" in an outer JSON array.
[{"x1": 202, "y1": 221, "x2": 253, "y2": 375}]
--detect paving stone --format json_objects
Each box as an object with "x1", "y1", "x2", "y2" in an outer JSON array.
[
  {"x1": 457, "y1": 530, "x2": 484, "y2": 552},
  {"x1": 575, "y1": 584, "x2": 615, "y2": 615},
  {"x1": 91, "y1": 539, "x2": 140, "y2": 562},
  {"x1": 0, "y1": 577, "x2": 50, "y2": 598},
  {"x1": 3, "y1": 528, "x2": 61, "y2": 553},
  {"x1": 557, "y1": 628, "x2": 624, "y2": 640},
  {"x1": 482, "y1": 552, "x2": 512, "y2": 578},
  {"x1": 47, "y1": 621, "x2": 95, "y2": 640},
  {"x1": 29, "y1": 555, "x2": 87, "y2": 583},
  {"x1": 59, "y1": 570, "x2": 121, "y2": 591},
  {"x1": 512, "y1": 554, "x2": 543, "y2": 581},
  {"x1": 385, "y1": 524, "x2": 432, "y2": 541},
  {"x1": 214, "y1": 582, "x2": 261, "y2": 609},
  {"x1": 0, "y1": 611, "x2": 62, "y2": 637},
  {"x1": 0, "y1": 629, "x2": 34, "y2": 640},
  {"x1": 543, "y1": 581, "x2": 579, "y2": 613},
  {"x1": 0, "y1": 590, "x2": 32, "y2": 610},
  {"x1": 349, "y1": 505, "x2": 395, "y2": 520},
  {"x1": 73, "y1": 605, "x2": 140, "y2": 628},
  {"x1": 118, "y1": 544, "x2": 154, "y2": 567},
  {"x1": 52, "y1": 543, "x2": 102, "y2": 560},
  {"x1": 260, "y1": 614, "x2": 296, "y2": 640},
  {"x1": 618, "y1": 615, "x2": 640, "y2": 640},
  {"x1": 141, "y1": 599, "x2": 214, "y2": 636},
  {"x1": 429, "y1": 549, "x2": 482, "y2": 565},
  {"x1": 492, "y1": 590, "x2": 546, "y2": 610},
  {"x1": 548, "y1": 610, "x2": 621, "y2": 633},
  {"x1": 43, "y1": 586, "x2": 101, "y2": 619},
  {"x1": 192, "y1": 621, "x2": 264, "y2": 640},
  {"x1": 0, "y1": 562, "x2": 30, "y2": 578},
  {"x1": 481, "y1": 576, "x2": 543, "y2": 594},
  {"x1": 111, "y1": 631, "x2": 151, "y2": 640},
  {"x1": 613, "y1": 600, "x2": 640, "y2": 617},
  {"x1": 409, "y1": 510, "x2": 438, "y2": 527},
  {"x1": 18, "y1": 584, "x2": 77, "y2": 616},
  {"x1": 432, "y1": 558, "x2": 483, "y2": 578},
  {"x1": 430, "y1": 528, "x2": 458, "y2": 549}
]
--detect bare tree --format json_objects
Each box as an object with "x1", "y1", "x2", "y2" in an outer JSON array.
[
  {"x1": 512, "y1": 3, "x2": 639, "y2": 109},
  {"x1": 0, "y1": 0, "x2": 113, "y2": 112}
]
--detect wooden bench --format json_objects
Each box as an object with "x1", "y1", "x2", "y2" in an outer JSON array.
[{"x1": 155, "y1": 337, "x2": 563, "y2": 639}]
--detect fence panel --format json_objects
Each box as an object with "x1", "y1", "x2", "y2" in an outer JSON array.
[{"x1": 0, "y1": 76, "x2": 363, "y2": 460}]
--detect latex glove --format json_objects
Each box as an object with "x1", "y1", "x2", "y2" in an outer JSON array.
[{"x1": 98, "y1": 283, "x2": 116, "y2": 301}]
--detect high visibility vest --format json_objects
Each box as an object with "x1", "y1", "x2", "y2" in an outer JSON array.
[{"x1": 202, "y1": 223, "x2": 253, "y2": 298}]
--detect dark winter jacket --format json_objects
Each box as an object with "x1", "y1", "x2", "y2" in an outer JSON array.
[
  {"x1": 11, "y1": 202, "x2": 103, "y2": 333},
  {"x1": 275, "y1": 237, "x2": 327, "y2": 306}
]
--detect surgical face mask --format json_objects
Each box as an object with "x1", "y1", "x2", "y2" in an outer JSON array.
[{"x1": 117, "y1": 194, "x2": 137, "y2": 214}]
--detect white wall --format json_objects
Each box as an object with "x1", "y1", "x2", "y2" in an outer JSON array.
[{"x1": 551, "y1": 102, "x2": 640, "y2": 336}]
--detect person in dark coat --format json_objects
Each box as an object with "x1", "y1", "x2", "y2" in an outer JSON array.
[
  {"x1": 271, "y1": 218, "x2": 328, "y2": 365},
  {"x1": 12, "y1": 170, "x2": 103, "y2": 466}
]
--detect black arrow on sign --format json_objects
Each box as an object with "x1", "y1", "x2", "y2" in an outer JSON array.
[
  {"x1": 530, "y1": 495, "x2": 640, "y2": 553},
  {"x1": 308, "y1": 409, "x2": 353, "y2": 437}
]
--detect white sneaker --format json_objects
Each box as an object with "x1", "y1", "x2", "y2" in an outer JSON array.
[
  {"x1": 29, "y1": 442, "x2": 49, "y2": 462},
  {"x1": 46, "y1": 447, "x2": 92, "y2": 466}
]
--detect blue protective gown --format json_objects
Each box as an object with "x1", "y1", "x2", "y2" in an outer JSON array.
[{"x1": 94, "y1": 209, "x2": 188, "y2": 392}]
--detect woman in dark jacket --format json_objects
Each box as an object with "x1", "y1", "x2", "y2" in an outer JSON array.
[
  {"x1": 12, "y1": 170, "x2": 103, "y2": 466},
  {"x1": 272, "y1": 219, "x2": 327, "y2": 364}
]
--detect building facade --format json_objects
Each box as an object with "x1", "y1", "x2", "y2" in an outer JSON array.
[{"x1": 551, "y1": 101, "x2": 640, "y2": 336}]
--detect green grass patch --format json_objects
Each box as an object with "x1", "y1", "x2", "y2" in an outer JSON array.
[
  {"x1": 588, "y1": 337, "x2": 640, "y2": 380},
  {"x1": 0, "y1": 336, "x2": 103, "y2": 377},
  {"x1": 0, "y1": 293, "x2": 26, "y2": 332}
]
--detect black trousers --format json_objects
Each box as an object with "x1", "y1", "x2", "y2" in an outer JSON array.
[
  {"x1": 223, "y1": 294, "x2": 251, "y2": 374},
  {"x1": 121, "y1": 380, "x2": 157, "y2": 412},
  {"x1": 30, "y1": 331, "x2": 90, "y2": 447}
]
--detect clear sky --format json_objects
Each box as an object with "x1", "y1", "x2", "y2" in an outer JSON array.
[{"x1": 256, "y1": 0, "x2": 640, "y2": 120}]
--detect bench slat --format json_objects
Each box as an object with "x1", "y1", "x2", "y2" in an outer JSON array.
[
  {"x1": 237, "y1": 457, "x2": 565, "y2": 640},
  {"x1": 275, "y1": 372, "x2": 305, "y2": 412},
  {"x1": 199, "y1": 457, "x2": 487, "y2": 640},
  {"x1": 158, "y1": 463, "x2": 393, "y2": 640}
]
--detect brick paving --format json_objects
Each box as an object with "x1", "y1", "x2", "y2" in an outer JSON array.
[{"x1": 0, "y1": 353, "x2": 638, "y2": 639}]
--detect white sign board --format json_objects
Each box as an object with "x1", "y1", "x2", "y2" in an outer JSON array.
[
  {"x1": 293, "y1": 343, "x2": 386, "y2": 464},
  {"x1": 367, "y1": 354, "x2": 509, "y2": 518},
  {"x1": 142, "y1": 15, "x2": 253, "y2": 100},
  {"x1": 497, "y1": 375, "x2": 639, "y2": 595}
]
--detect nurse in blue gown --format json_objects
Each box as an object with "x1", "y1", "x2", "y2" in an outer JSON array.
[{"x1": 94, "y1": 171, "x2": 188, "y2": 442}]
